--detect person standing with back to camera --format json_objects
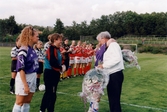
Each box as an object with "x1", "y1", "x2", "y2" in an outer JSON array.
[
  {"x1": 43, "y1": 34, "x2": 52, "y2": 54},
  {"x1": 40, "y1": 33, "x2": 66, "y2": 112},
  {"x1": 61, "y1": 38, "x2": 70, "y2": 79},
  {"x1": 12, "y1": 26, "x2": 39, "y2": 112},
  {"x1": 97, "y1": 31, "x2": 124, "y2": 112}
]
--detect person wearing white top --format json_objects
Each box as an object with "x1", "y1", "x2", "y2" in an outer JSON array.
[{"x1": 97, "y1": 31, "x2": 124, "y2": 112}]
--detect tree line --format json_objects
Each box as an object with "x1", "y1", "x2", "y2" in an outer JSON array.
[{"x1": 0, "y1": 11, "x2": 167, "y2": 42}]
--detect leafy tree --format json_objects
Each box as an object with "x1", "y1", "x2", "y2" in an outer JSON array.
[
  {"x1": 89, "y1": 19, "x2": 99, "y2": 37},
  {"x1": 7, "y1": 16, "x2": 18, "y2": 35},
  {"x1": 39, "y1": 27, "x2": 52, "y2": 42},
  {"x1": 2, "y1": 11, "x2": 167, "y2": 42},
  {"x1": 78, "y1": 21, "x2": 89, "y2": 36},
  {"x1": 53, "y1": 18, "x2": 65, "y2": 34}
]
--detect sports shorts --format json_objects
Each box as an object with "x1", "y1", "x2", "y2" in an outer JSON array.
[
  {"x1": 74, "y1": 56, "x2": 82, "y2": 64},
  {"x1": 15, "y1": 72, "x2": 37, "y2": 96},
  {"x1": 11, "y1": 60, "x2": 17, "y2": 72},
  {"x1": 69, "y1": 57, "x2": 75, "y2": 64},
  {"x1": 37, "y1": 62, "x2": 43, "y2": 74}
]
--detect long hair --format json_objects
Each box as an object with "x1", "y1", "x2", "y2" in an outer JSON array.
[{"x1": 19, "y1": 26, "x2": 36, "y2": 46}]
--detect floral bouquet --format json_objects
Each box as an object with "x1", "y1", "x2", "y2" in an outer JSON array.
[
  {"x1": 122, "y1": 49, "x2": 141, "y2": 70},
  {"x1": 79, "y1": 68, "x2": 109, "y2": 112}
]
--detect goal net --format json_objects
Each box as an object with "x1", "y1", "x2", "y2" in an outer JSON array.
[
  {"x1": 119, "y1": 44, "x2": 138, "y2": 53},
  {"x1": 80, "y1": 36, "x2": 95, "y2": 44}
]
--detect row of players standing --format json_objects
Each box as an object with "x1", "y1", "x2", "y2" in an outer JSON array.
[
  {"x1": 9, "y1": 32, "x2": 95, "y2": 94},
  {"x1": 9, "y1": 28, "x2": 95, "y2": 112},
  {"x1": 61, "y1": 39, "x2": 95, "y2": 79},
  {"x1": 42, "y1": 35, "x2": 95, "y2": 80}
]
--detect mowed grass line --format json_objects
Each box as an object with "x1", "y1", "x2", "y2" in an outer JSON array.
[{"x1": 0, "y1": 47, "x2": 167, "y2": 112}]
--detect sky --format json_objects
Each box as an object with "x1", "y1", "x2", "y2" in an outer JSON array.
[{"x1": 0, "y1": 0, "x2": 167, "y2": 27}]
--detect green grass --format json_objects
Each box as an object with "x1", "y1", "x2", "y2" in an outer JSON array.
[{"x1": 1, "y1": 47, "x2": 167, "y2": 112}]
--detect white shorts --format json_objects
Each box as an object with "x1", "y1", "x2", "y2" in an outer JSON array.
[
  {"x1": 87, "y1": 56, "x2": 91, "y2": 62},
  {"x1": 81, "y1": 57, "x2": 87, "y2": 63},
  {"x1": 69, "y1": 57, "x2": 75, "y2": 64},
  {"x1": 86, "y1": 57, "x2": 89, "y2": 63},
  {"x1": 15, "y1": 72, "x2": 37, "y2": 96},
  {"x1": 74, "y1": 56, "x2": 82, "y2": 63}
]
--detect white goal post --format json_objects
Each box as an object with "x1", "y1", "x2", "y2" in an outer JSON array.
[
  {"x1": 119, "y1": 44, "x2": 138, "y2": 53},
  {"x1": 79, "y1": 36, "x2": 138, "y2": 53}
]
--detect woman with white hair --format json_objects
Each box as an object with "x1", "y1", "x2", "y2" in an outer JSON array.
[{"x1": 97, "y1": 31, "x2": 124, "y2": 112}]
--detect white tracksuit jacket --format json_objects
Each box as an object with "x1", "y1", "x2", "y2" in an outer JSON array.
[{"x1": 102, "y1": 42, "x2": 124, "y2": 75}]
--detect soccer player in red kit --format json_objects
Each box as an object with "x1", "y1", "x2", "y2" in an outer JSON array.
[{"x1": 73, "y1": 40, "x2": 83, "y2": 77}]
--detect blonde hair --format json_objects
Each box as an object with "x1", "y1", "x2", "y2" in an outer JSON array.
[
  {"x1": 19, "y1": 26, "x2": 36, "y2": 46},
  {"x1": 47, "y1": 34, "x2": 52, "y2": 40},
  {"x1": 37, "y1": 40, "x2": 42, "y2": 44},
  {"x1": 34, "y1": 40, "x2": 43, "y2": 49},
  {"x1": 33, "y1": 44, "x2": 37, "y2": 49}
]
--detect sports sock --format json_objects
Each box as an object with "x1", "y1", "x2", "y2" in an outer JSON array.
[
  {"x1": 84, "y1": 66, "x2": 87, "y2": 74},
  {"x1": 62, "y1": 72, "x2": 65, "y2": 78},
  {"x1": 21, "y1": 103, "x2": 30, "y2": 112},
  {"x1": 80, "y1": 67, "x2": 82, "y2": 74},
  {"x1": 60, "y1": 73, "x2": 63, "y2": 78},
  {"x1": 10, "y1": 78, "x2": 15, "y2": 86},
  {"x1": 82, "y1": 66, "x2": 85, "y2": 74},
  {"x1": 67, "y1": 66, "x2": 72, "y2": 77},
  {"x1": 36, "y1": 78, "x2": 40, "y2": 88},
  {"x1": 64, "y1": 71, "x2": 67, "y2": 78},
  {"x1": 12, "y1": 103, "x2": 21, "y2": 112},
  {"x1": 78, "y1": 67, "x2": 80, "y2": 75}
]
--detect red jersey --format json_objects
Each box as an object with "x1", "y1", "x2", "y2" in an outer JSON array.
[
  {"x1": 82, "y1": 48, "x2": 88, "y2": 58},
  {"x1": 75, "y1": 45, "x2": 82, "y2": 57},
  {"x1": 87, "y1": 48, "x2": 94, "y2": 57},
  {"x1": 69, "y1": 45, "x2": 76, "y2": 57}
]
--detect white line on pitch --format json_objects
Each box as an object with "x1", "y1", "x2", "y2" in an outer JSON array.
[
  {"x1": 57, "y1": 91, "x2": 167, "y2": 112},
  {"x1": 1, "y1": 82, "x2": 167, "y2": 111}
]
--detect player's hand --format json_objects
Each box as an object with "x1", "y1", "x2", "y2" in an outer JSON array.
[
  {"x1": 97, "y1": 64, "x2": 103, "y2": 69},
  {"x1": 39, "y1": 60, "x2": 44, "y2": 63},
  {"x1": 61, "y1": 49, "x2": 66, "y2": 54},
  {"x1": 24, "y1": 85, "x2": 30, "y2": 94}
]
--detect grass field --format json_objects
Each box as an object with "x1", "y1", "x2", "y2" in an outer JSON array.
[{"x1": 1, "y1": 47, "x2": 167, "y2": 112}]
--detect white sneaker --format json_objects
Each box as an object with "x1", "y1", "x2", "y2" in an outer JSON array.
[{"x1": 10, "y1": 91, "x2": 14, "y2": 94}]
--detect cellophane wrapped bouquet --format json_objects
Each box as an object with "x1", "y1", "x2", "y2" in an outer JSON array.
[
  {"x1": 79, "y1": 68, "x2": 109, "y2": 112},
  {"x1": 122, "y1": 49, "x2": 141, "y2": 70}
]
